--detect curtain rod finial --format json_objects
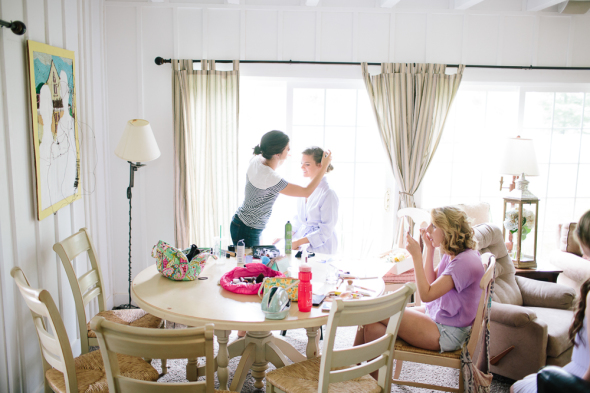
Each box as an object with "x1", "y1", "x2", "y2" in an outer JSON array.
[{"x1": 155, "y1": 57, "x2": 165, "y2": 65}]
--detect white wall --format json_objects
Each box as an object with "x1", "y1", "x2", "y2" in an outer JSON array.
[
  {"x1": 0, "y1": 0, "x2": 110, "y2": 392},
  {"x1": 103, "y1": 1, "x2": 590, "y2": 303}
]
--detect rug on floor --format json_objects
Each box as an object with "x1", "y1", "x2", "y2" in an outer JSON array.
[{"x1": 148, "y1": 323, "x2": 514, "y2": 392}]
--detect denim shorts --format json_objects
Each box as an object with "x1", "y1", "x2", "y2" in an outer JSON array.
[
  {"x1": 230, "y1": 214, "x2": 263, "y2": 248},
  {"x1": 435, "y1": 323, "x2": 471, "y2": 353}
]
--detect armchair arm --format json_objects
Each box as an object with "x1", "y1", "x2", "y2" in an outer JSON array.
[
  {"x1": 516, "y1": 276, "x2": 576, "y2": 309},
  {"x1": 549, "y1": 250, "x2": 590, "y2": 284},
  {"x1": 490, "y1": 301, "x2": 537, "y2": 327}
]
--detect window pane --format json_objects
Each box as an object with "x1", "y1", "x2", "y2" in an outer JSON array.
[
  {"x1": 524, "y1": 92, "x2": 553, "y2": 128},
  {"x1": 546, "y1": 164, "x2": 578, "y2": 198},
  {"x1": 577, "y1": 165, "x2": 590, "y2": 198},
  {"x1": 352, "y1": 198, "x2": 387, "y2": 256},
  {"x1": 454, "y1": 90, "x2": 486, "y2": 140},
  {"x1": 356, "y1": 90, "x2": 376, "y2": 127},
  {"x1": 520, "y1": 129, "x2": 552, "y2": 164},
  {"x1": 355, "y1": 163, "x2": 386, "y2": 198},
  {"x1": 325, "y1": 89, "x2": 357, "y2": 126},
  {"x1": 290, "y1": 126, "x2": 324, "y2": 156},
  {"x1": 329, "y1": 162, "x2": 355, "y2": 198},
  {"x1": 543, "y1": 198, "x2": 574, "y2": 234},
  {"x1": 527, "y1": 163, "x2": 548, "y2": 200},
  {"x1": 485, "y1": 91, "x2": 519, "y2": 135},
  {"x1": 553, "y1": 93, "x2": 584, "y2": 128},
  {"x1": 575, "y1": 198, "x2": 590, "y2": 220},
  {"x1": 325, "y1": 126, "x2": 355, "y2": 163},
  {"x1": 356, "y1": 127, "x2": 385, "y2": 163},
  {"x1": 584, "y1": 93, "x2": 590, "y2": 128},
  {"x1": 293, "y1": 89, "x2": 324, "y2": 126},
  {"x1": 550, "y1": 129, "x2": 581, "y2": 164},
  {"x1": 581, "y1": 129, "x2": 590, "y2": 164}
]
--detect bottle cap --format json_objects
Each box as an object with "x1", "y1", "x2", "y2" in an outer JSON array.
[{"x1": 299, "y1": 264, "x2": 311, "y2": 272}]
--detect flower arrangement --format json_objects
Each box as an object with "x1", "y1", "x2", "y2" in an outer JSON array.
[
  {"x1": 504, "y1": 208, "x2": 535, "y2": 241},
  {"x1": 385, "y1": 250, "x2": 411, "y2": 263}
]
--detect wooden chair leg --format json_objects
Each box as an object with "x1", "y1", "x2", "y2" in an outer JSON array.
[
  {"x1": 393, "y1": 359, "x2": 403, "y2": 380},
  {"x1": 161, "y1": 319, "x2": 167, "y2": 374},
  {"x1": 459, "y1": 368, "x2": 464, "y2": 393},
  {"x1": 266, "y1": 381, "x2": 275, "y2": 393}
]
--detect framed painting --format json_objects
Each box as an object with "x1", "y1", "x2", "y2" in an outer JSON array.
[{"x1": 27, "y1": 40, "x2": 81, "y2": 220}]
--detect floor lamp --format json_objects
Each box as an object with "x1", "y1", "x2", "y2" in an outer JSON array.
[{"x1": 113, "y1": 119, "x2": 160, "y2": 310}]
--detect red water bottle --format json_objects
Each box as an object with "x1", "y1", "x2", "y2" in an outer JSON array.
[{"x1": 298, "y1": 264, "x2": 312, "y2": 312}]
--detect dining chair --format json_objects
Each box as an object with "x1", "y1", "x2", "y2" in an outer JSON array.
[
  {"x1": 90, "y1": 316, "x2": 237, "y2": 393},
  {"x1": 391, "y1": 253, "x2": 497, "y2": 393},
  {"x1": 11, "y1": 267, "x2": 159, "y2": 393},
  {"x1": 265, "y1": 283, "x2": 416, "y2": 393},
  {"x1": 53, "y1": 227, "x2": 167, "y2": 372}
]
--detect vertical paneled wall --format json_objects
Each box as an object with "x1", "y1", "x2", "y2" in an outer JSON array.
[
  {"x1": 0, "y1": 0, "x2": 109, "y2": 392},
  {"x1": 104, "y1": 1, "x2": 590, "y2": 305}
]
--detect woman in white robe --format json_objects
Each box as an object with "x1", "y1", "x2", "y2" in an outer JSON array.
[{"x1": 291, "y1": 147, "x2": 339, "y2": 254}]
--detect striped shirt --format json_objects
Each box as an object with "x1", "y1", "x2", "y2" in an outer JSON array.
[{"x1": 236, "y1": 157, "x2": 288, "y2": 229}]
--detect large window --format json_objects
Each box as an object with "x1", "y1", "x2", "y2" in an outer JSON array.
[
  {"x1": 420, "y1": 85, "x2": 590, "y2": 262},
  {"x1": 239, "y1": 78, "x2": 395, "y2": 257}
]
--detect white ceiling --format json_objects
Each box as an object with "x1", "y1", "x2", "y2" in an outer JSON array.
[{"x1": 131, "y1": 0, "x2": 590, "y2": 15}]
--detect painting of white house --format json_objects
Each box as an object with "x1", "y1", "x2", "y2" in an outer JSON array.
[{"x1": 27, "y1": 40, "x2": 81, "y2": 220}]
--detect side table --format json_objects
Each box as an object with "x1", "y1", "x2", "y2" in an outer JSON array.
[{"x1": 515, "y1": 264, "x2": 563, "y2": 283}]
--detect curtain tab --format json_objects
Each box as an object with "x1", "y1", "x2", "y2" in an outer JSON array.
[
  {"x1": 208, "y1": 60, "x2": 216, "y2": 71},
  {"x1": 233, "y1": 60, "x2": 239, "y2": 71}
]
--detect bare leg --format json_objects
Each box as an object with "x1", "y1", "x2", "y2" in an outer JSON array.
[{"x1": 354, "y1": 306, "x2": 438, "y2": 380}]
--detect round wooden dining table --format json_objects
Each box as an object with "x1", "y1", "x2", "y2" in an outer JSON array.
[{"x1": 132, "y1": 254, "x2": 390, "y2": 392}]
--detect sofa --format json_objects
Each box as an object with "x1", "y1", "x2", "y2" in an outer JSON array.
[
  {"x1": 474, "y1": 223, "x2": 577, "y2": 381},
  {"x1": 549, "y1": 221, "x2": 590, "y2": 297}
]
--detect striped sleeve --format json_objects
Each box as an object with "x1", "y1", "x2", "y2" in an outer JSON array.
[{"x1": 236, "y1": 178, "x2": 288, "y2": 229}]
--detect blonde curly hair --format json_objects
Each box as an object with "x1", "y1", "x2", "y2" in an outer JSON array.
[{"x1": 431, "y1": 206, "x2": 477, "y2": 257}]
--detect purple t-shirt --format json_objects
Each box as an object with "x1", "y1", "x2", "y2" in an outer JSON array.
[{"x1": 425, "y1": 249, "x2": 484, "y2": 328}]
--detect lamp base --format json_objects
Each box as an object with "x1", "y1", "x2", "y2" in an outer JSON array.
[
  {"x1": 112, "y1": 303, "x2": 139, "y2": 310},
  {"x1": 508, "y1": 173, "x2": 539, "y2": 201}
]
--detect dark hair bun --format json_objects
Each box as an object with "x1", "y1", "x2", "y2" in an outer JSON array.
[{"x1": 253, "y1": 145, "x2": 262, "y2": 155}]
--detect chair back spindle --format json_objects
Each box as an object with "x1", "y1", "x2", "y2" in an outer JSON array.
[
  {"x1": 53, "y1": 228, "x2": 107, "y2": 354},
  {"x1": 91, "y1": 317, "x2": 217, "y2": 393},
  {"x1": 11, "y1": 267, "x2": 79, "y2": 393},
  {"x1": 318, "y1": 283, "x2": 416, "y2": 393}
]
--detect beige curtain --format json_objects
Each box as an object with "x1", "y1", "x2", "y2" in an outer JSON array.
[
  {"x1": 173, "y1": 59, "x2": 239, "y2": 247},
  {"x1": 362, "y1": 63, "x2": 464, "y2": 246}
]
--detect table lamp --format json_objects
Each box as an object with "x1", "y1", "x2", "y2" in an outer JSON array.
[
  {"x1": 498, "y1": 136, "x2": 540, "y2": 200},
  {"x1": 113, "y1": 119, "x2": 160, "y2": 310}
]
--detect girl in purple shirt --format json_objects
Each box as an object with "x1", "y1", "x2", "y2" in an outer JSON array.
[{"x1": 354, "y1": 206, "x2": 484, "y2": 378}]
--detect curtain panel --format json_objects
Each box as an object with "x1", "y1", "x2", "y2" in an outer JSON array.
[
  {"x1": 173, "y1": 59, "x2": 239, "y2": 247},
  {"x1": 362, "y1": 63, "x2": 464, "y2": 246}
]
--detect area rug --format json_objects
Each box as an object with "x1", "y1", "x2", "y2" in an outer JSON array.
[{"x1": 149, "y1": 322, "x2": 514, "y2": 392}]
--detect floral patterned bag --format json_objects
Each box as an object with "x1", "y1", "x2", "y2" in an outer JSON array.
[
  {"x1": 151, "y1": 240, "x2": 216, "y2": 281},
  {"x1": 259, "y1": 277, "x2": 300, "y2": 302}
]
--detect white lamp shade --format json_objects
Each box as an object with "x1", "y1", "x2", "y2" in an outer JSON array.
[
  {"x1": 498, "y1": 137, "x2": 539, "y2": 176},
  {"x1": 115, "y1": 119, "x2": 161, "y2": 162}
]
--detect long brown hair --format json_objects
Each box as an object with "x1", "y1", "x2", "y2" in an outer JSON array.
[{"x1": 569, "y1": 210, "x2": 590, "y2": 345}]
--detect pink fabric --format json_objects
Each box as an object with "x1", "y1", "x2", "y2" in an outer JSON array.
[
  {"x1": 220, "y1": 264, "x2": 285, "y2": 294},
  {"x1": 383, "y1": 268, "x2": 416, "y2": 284}
]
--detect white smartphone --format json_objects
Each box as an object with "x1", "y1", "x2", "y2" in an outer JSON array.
[{"x1": 321, "y1": 302, "x2": 332, "y2": 312}]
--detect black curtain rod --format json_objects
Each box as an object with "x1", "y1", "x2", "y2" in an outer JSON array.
[{"x1": 154, "y1": 57, "x2": 590, "y2": 71}]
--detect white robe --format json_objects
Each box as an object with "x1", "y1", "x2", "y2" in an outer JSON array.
[{"x1": 292, "y1": 177, "x2": 339, "y2": 254}]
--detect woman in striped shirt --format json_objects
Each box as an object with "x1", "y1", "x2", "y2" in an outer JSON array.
[{"x1": 231, "y1": 130, "x2": 332, "y2": 247}]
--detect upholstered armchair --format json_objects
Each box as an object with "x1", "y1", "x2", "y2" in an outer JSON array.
[
  {"x1": 549, "y1": 221, "x2": 590, "y2": 297},
  {"x1": 473, "y1": 223, "x2": 576, "y2": 381}
]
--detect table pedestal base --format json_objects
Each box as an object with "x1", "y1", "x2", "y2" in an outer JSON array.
[{"x1": 189, "y1": 328, "x2": 321, "y2": 391}]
